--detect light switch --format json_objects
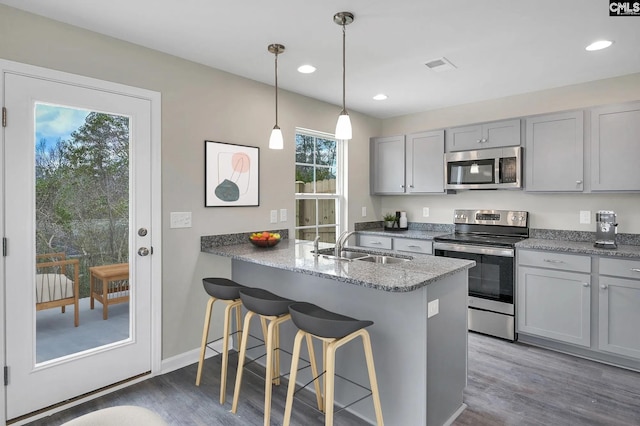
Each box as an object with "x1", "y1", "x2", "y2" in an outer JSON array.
[
  {"x1": 170, "y1": 212, "x2": 192, "y2": 228},
  {"x1": 427, "y1": 299, "x2": 439, "y2": 318},
  {"x1": 280, "y1": 208, "x2": 287, "y2": 222},
  {"x1": 362, "y1": 206, "x2": 367, "y2": 217},
  {"x1": 270, "y1": 210, "x2": 278, "y2": 223},
  {"x1": 423, "y1": 207, "x2": 430, "y2": 217}
]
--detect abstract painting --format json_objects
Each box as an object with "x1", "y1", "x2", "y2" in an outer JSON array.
[{"x1": 205, "y1": 140, "x2": 259, "y2": 207}]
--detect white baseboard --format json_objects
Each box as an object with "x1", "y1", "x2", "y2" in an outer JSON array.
[{"x1": 160, "y1": 338, "x2": 227, "y2": 374}]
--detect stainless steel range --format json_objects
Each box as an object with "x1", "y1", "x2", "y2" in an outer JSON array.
[{"x1": 433, "y1": 209, "x2": 529, "y2": 341}]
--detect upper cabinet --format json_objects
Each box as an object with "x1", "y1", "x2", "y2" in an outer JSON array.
[
  {"x1": 370, "y1": 130, "x2": 444, "y2": 195},
  {"x1": 525, "y1": 111, "x2": 584, "y2": 192},
  {"x1": 591, "y1": 101, "x2": 640, "y2": 192},
  {"x1": 370, "y1": 135, "x2": 405, "y2": 194},
  {"x1": 445, "y1": 119, "x2": 521, "y2": 152}
]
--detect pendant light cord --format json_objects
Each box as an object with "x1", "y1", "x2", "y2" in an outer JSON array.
[
  {"x1": 274, "y1": 50, "x2": 279, "y2": 126},
  {"x1": 341, "y1": 22, "x2": 346, "y2": 114}
]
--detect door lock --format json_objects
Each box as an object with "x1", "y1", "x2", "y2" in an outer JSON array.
[
  {"x1": 138, "y1": 228, "x2": 148, "y2": 237},
  {"x1": 138, "y1": 247, "x2": 150, "y2": 256}
]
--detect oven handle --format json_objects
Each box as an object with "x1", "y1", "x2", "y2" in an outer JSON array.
[{"x1": 434, "y1": 242, "x2": 514, "y2": 257}]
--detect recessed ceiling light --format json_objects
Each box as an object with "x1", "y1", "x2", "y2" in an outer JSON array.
[
  {"x1": 297, "y1": 64, "x2": 316, "y2": 74},
  {"x1": 373, "y1": 94, "x2": 388, "y2": 101},
  {"x1": 585, "y1": 40, "x2": 613, "y2": 51}
]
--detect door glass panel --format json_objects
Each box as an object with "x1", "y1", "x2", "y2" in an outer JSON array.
[{"x1": 35, "y1": 103, "x2": 131, "y2": 363}]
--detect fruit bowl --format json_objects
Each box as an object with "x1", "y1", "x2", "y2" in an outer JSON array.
[{"x1": 249, "y1": 232, "x2": 281, "y2": 248}]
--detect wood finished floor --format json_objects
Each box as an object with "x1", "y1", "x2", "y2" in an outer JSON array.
[{"x1": 26, "y1": 333, "x2": 640, "y2": 425}]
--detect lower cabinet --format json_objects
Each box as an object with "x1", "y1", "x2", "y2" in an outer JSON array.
[
  {"x1": 518, "y1": 266, "x2": 591, "y2": 347},
  {"x1": 598, "y1": 258, "x2": 640, "y2": 359},
  {"x1": 517, "y1": 250, "x2": 640, "y2": 365},
  {"x1": 357, "y1": 234, "x2": 392, "y2": 250},
  {"x1": 356, "y1": 234, "x2": 433, "y2": 255}
]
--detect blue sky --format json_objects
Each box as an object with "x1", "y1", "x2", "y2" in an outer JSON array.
[{"x1": 35, "y1": 104, "x2": 89, "y2": 148}]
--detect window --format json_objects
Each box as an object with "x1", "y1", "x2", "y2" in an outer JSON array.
[{"x1": 295, "y1": 128, "x2": 342, "y2": 243}]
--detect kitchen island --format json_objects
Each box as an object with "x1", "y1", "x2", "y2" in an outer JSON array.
[{"x1": 202, "y1": 238, "x2": 475, "y2": 425}]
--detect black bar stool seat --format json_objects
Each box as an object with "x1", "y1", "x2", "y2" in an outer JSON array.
[
  {"x1": 283, "y1": 302, "x2": 384, "y2": 426},
  {"x1": 203, "y1": 277, "x2": 245, "y2": 301},
  {"x1": 288, "y1": 302, "x2": 373, "y2": 339},
  {"x1": 238, "y1": 287, "x2": 293, "y2": 316},
  {"x1": 195, "y1": 277, "x2": 246, "y2": 405}
]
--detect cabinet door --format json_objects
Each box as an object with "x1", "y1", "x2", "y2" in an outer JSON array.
[
  {"x1": 525, "y1": 111, "x2": 584, "y2": 192},
  {"x1": 406, "y1": 130, "x2": 445, "y2": 193},
  {"x1": 393, "y1": 238, "x2": 432, "y2": 254},
  {"x1": 445, "y1": 124, "x2": 482, "y2": 151},
  {"x1": 517, "y1": 266, "x2": 591, "y2": 347},
  {"x1": 370, "y1": 135, "x2": 405, "y2": 194},
  {"x1": 591, "y1": 102, "x2": 640, "y2": 191},
  {"x1": 599, "y1": 276, "x2": 640, "y2": 359},
  {"x1": 483, "y1": 119, "x2": 521, "y2": 149},
  {"x1": 357, "y1": 234, "x2": 392, "y2": 250}
]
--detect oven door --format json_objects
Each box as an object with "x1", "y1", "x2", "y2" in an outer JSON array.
[{"x1": 434, "y1": 242, "x2": 514, "y2": 314}]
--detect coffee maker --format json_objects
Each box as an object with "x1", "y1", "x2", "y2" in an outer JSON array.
[{"x1": 594, "y1": 210, "x2": 618, "y2": 249}]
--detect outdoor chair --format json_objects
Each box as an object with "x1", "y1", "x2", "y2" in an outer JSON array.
[{"x1": 36, "y1": 252, "x2": 80, "y2": 327}]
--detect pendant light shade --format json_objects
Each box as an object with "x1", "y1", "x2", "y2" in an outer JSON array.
[
  {"x1": 268, "y1": 43, "x2": 285, "y2": 149},
  {"x1": 334, "y1": 12, "x2": 354, "y2": 141}
]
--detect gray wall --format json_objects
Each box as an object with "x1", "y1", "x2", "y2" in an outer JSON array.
[{"x1": 0, "y1": 5, "x2": 380, "y2": 359}]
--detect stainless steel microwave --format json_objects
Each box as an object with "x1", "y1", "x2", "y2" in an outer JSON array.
[{"x1": 445, "y1": 146, "x2": 522, "y2": 190}]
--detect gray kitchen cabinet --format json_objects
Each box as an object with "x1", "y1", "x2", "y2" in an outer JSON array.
[
  {"x1": 393, "y1": 237, "x2": 433, "y2": 255},
  {"x1": 591, "y1": 101, "x2": 640, "y2": 191},
  {"x1": 370, "y1": 135, "x2": 405, "y2": 194},
  {"x1": 517, "y1": 250, "x2": 591, "y2": 347},
  {"x1": 445, "y1": 119, "x2": 521, "y2": 152},
  {"x1": 525, "y1": 111, "x2": 584, "y2": 192},
  {"x1": 598, "y1": 257, "x2": 640, "y2": 359},
  {"x1": 370, "y1": 131, "x2": 444, "y2": 195},
  {"x1": 357, "y1": 234, "x2": 393, "y2": 250},
  {"x1": 405, "y1": 130, "x2": 445, "y2": 194}
]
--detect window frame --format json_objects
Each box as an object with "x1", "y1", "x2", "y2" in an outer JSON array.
[{"x1": 294, "y1": 128, "x2": 344, "y2": 242}]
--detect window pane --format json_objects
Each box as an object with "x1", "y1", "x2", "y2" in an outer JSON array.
[
  {"x1": 315, "y1": 166, "x2": 336, "y2": 194},
  {"x1": 296, "y1": 229, "x2": 318, "y2": 242},
  {"x1": 296, "y1": 199, "x2": 316, "y2": 228},
  {"x1": 316, "y1": 138, "x2": 336, "y2": 167},
  {"x1": 318, "y1": 227, "x2": 336, "y2": 244},
  {"x1": 295, "y1": 165, "x2": 314, "y2": 193},
  {"x1": 295, "y1": 134, "x2": 314, "y2": 164},
  {"x1": 318, "y1": 199, "x2": 336, "y2": 225}
]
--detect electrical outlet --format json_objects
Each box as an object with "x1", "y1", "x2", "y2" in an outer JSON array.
[
  {"x1": 280, "y1": 208, "x2": 287, "y2": 222},
  {"x1": 423, "y1": 207, "x2": 430, "y2": 217},
  {"x1": 170, "y1": 212, "x2": 192, "y2": 228},
  {"x1": 362, "y1": 206, "x2": 367, "y2": 217},
  {"x1": 427, "y1": 299, "x2": 439, "y2": 318},
  {"x1": 580, "y1": 210, "x2": 591, "y2": 224},
  {"x1": 270, "y1": 210, "x2": 278, "y2": 223}
]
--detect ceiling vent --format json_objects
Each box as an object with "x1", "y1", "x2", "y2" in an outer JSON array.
[{"x1": 425, "y1": 57, "x2": 456, "y2": 72}]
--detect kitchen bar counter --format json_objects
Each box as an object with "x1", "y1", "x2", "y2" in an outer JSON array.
[
  {"x1": 517, "y1": 238, "x2": 640, "y2": 259},
  {"x1": 202, "y1": 238, "x2": 474, "y2": 425}
]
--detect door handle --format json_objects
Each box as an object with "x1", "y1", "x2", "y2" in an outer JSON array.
[{"x1": 138, "y1": 247, "x2": 150, "y2": 256}]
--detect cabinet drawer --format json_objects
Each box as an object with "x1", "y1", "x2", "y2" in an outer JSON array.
[
  {"x1": 600, "y1": 258, "x2": 640, "y2": 280},
  {"x1": 394, "y1": 238, "x2": 432, "y2": 254},
  {"x1": 357, "y1": 235, "x2": 392, "y2": 250},
  {"x1": 518, "y1": 250, "x2": 590, "y2": 273}
]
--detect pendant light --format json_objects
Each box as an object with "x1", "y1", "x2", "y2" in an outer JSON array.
[
  {"x1": 268, "y1": 43, "x2": 285, "y2": 149},
  {"x1": 334, "y1": 12, "x2": 354, "y2": 140}
]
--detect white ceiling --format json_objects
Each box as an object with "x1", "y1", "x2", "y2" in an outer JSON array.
[{"x1": 3, "y1": 0, "x2": 639, "y2": 119}]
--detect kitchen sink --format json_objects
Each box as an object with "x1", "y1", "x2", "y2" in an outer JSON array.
[
  {"x1": 354, "y1": 255, "x2": 410, "y2": 264},
  {"x1": 337, "y1": 250, "x2": 370, "y2": 260}
]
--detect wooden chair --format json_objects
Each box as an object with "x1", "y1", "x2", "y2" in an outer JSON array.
[{"x1": 36, "y1": 252, "x2": 80, "y2": 327}]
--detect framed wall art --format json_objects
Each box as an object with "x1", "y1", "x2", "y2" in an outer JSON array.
[{"x1": 205, "y1": 140, "x2": 259, "y2": 207}]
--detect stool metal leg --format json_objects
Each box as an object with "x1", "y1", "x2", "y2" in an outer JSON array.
[
  {"x1": 220, "y1": 299, "x2": 242, "y2": 404},
  {"x1": 231, "y1": 310, "x2": 256, "y2": 414},
  {"x1": 195, "y1": 296, "x2": 217, "y2": 386}
]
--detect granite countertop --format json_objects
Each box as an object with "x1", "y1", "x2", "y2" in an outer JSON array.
[
  {"x1": 516, "y1": 239, "x2": 640, "y2": 259},
  {"x1": 202, "y1": 239, "x2": 475, "y2": 293}
]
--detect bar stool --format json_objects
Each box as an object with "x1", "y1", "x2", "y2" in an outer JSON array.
[
  {"x1": 231, "y1": 287, "x2": 299, "y2": 426},
  {"x1": 195, "y1": 277, "x2": 246, "y2": 405},
  {"x1": 283, "y1": 302, "x2": 384, "y2": 426}
]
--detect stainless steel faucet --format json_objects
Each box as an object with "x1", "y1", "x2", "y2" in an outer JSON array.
[
  {"x1": 313, "y1": 235, "x2": 321, "y2": 256},
  {"x1": 334, "y1": 231, "x2": 357, "y2": 257}
]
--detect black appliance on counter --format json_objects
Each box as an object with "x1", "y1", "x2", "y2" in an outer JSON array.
[{"x1": 434, "y1": 209, "x2": 529, "y2": 341}]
